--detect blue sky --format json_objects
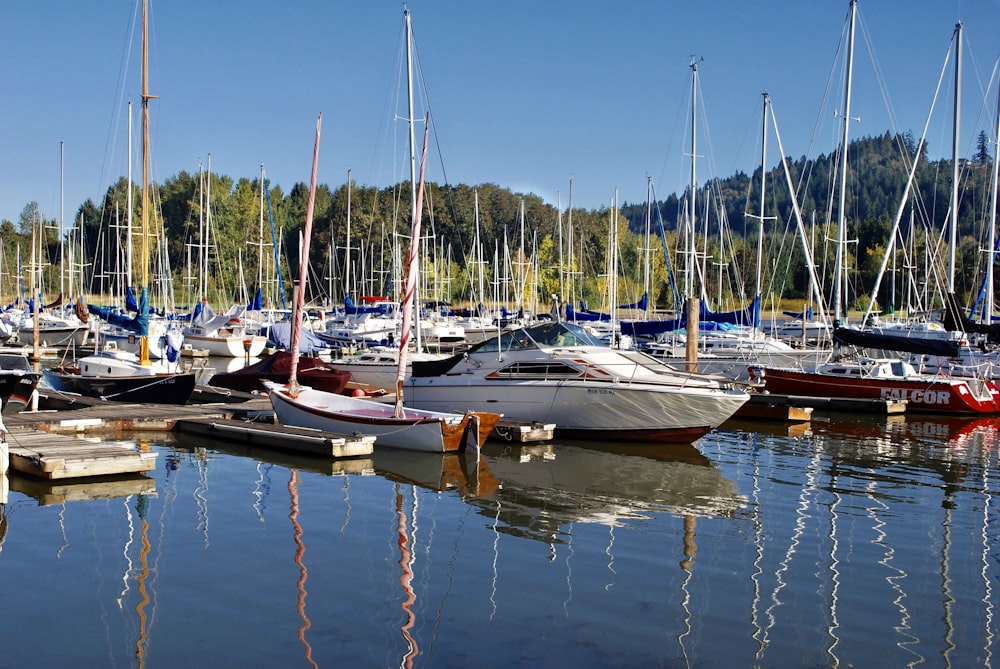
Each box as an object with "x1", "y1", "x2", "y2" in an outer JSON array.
[{"x1": 3, "y1": 1, "x2": 1000, "y2": 230}]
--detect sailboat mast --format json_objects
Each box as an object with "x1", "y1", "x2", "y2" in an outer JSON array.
[
  {"x1": 258, "y1": 163, "x2": 265, "y2": 297},
  {"x1": 60, "y1": 141, "x2": 65, "y2": 304},
  {"x1": 395, "y1": 118, "x2": 430, "y2": 417},
  {"x1": 948, "y1": 22, "x2": 963, "y2": 293},
  {"x1": 205, "y1": 154, "x2": 212, "y2": 301},
  {"x1": 685, "y1": 58, "x2": 701, "y2": 371},
  {"x1": 756, "y1": 93, "x2": 769, "y2": 316},
  {"x1": 139, "y1": 0, "x2": 153, "y2": 365},
  {"x1": 405, "y1": 9, "x2": 422, "y2": 353},
  {"x1": 644, "y1": 177, "x2": 651, "y2": 321},
  {"x1": 127, "y1": 101, "x2": 133, "y2": 290},
  {"x1": 345, "y1": 167, "x2": 352, "y2": 302},
  {"x1": 288, "y1": 114, "x2": 323, "y2": 397},
  {"x1": 558, "y1": 190, "x2": 565, "y2": 315},
  {"x1": 833, "y1": 0, "x2": 857, "y2": 326},
  {"x1": 687, "y1": 59, "x2": 698, "y2": 302},
  {"x1": 987, "y1": 69, "x2": 1000, "y2": 325}
]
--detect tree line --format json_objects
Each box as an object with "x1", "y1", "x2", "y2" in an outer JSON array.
[{"x1": 3, "y1": 129, "x2": 995, "y2": 317}]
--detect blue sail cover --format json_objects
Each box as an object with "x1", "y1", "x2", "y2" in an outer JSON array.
[
  {"x1": 567, "y1": 293, "x2": 650, "y2": 322},
  {"x1": 619, "y1": 293, "x2": 649, "y2": 311},
  {"x1": 88, "y1": 287, "x2": 150, "y2": 336},
  {"x1": 833, "y1": 326, "x2": 961, "y2": 357},
  {"x1": 344, "y1": 294, "x2": 393, "y2": 315},
  {"x1": 565, "y1": 303, "x2": 605, "y2": 322},
  {"x1": 699, "y1": 295, "x2": 760, "y2": 327},
  {"x1": 125, "y1": 286, "x2": 139, "y2": 313},
  {"x1": 783, "y1": 305, "x2": 813, "y2": 320},
  {"x1": 619, "y1": 315, "x2": 685, "y2": 337},
  {"x1": 263, "y1": 321, "x2": 327, "y2": 354},
  {"x1": 247, "y1": 287, "x2": 263, "y2": 311}
]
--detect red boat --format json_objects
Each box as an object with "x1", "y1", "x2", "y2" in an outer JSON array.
[
  {"x1": 750, "y1": 358, "x2": 1000, "y2": 414},
  {"x1": 209, "y1": 351, "x2": 351, "y2": 395}
]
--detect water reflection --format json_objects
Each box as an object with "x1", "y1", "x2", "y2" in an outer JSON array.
[
  {"x1": 287, "y1": 469, "x2": 317, "y2": 669},
  {"x1": 8, "y1": 474, "x2": 156, "y2": 506},
  {"x1": 473, "y1": 440, "x2": 744, "y2": 543},
  {"x1": 2, "y1": 411, "x2": 999, "y2": 666},
  {"x1": 706, "y1": 413, "x2": 1000, "y2": 668}
]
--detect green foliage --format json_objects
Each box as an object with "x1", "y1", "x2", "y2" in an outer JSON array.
[{"x1": 6, "y1": 129, "x2": 997, "y2": 312}]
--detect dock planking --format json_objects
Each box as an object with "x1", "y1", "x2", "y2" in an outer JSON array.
[
  {"x1": 2, "y1": 397, "x2": 374, "y2": 478},
  {"x1": 6, "y1": 431, "x2": 158, "y2": 479},
  {"x1": 174, "y1": 417, "x2": 375, "y2": 459},
  {"x1": 4, "y1": 398, "x2": 275, "y2": 434}
]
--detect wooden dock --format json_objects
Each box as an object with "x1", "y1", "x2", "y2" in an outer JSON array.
[
  {"x1": 174, "y1": 417, "x2": 375, "y2": 459},
  {"x1": 734, "y1": 393, "x2": 814, "y2": 422},
  {"x1": 492, "y1": 420, "x2": 555, "y2": 443},
  {"x1": 5, "y1": 431, "x2": 158, "y2": 479},
  {"x1": 1, "y1": 395, "x2": 376, "y2": 479},
  {"x1": 738, "y1": 392, "x2": 906, "y2": 416},
  {"x1": 5, "y1": 397, "x2": 275, "y2": 434}
]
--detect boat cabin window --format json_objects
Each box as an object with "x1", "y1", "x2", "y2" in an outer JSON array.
[{"x1": 494, "y1": 361, "x2": 582, "y2": 378}]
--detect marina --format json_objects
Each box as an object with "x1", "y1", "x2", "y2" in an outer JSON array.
[{"x1": 4, "y1": 0, "x2": 1000, "y2": 664}]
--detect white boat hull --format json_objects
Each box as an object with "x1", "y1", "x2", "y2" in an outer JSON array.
[
  {"x1": 17, "y1": 325, "x2": 90, "y2": 348},
  {"x1": 265, "y1": 383, "x2": 488, "y2": 452},
  {"x1": 406, "y1": 377, "x2": 747, "y2": 442},
  {"x1": 183, "y1": 334, "x2": 268, "y2": 358}
]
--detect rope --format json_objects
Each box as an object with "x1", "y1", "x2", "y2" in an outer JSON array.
[{"x1": 99, "y1": 374, "x2": 182, "y2": 401}]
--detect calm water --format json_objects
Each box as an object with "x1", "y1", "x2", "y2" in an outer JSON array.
[{"x1": 2, "y1": 411, "x2": 998, "y2": 668}]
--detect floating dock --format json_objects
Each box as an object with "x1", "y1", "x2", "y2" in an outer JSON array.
[
  {"x1": 492, "y1": 420, "x2": 555, "y2": 443},
  {"x1": 174, "y1": 417, "x2": 375, "y2": 459},
  {"x1": 7, "y1": 396, "x2": 276, "y2": 434},
  {"x1": 5, "y1": 431, "x2": 158, "y2": 479},
  {"x1": 738, "y1": 392, "x2": 906, "y2": 417},
  {"x1": 734, "y1": 393, "x2": 814, "y2": 422}
]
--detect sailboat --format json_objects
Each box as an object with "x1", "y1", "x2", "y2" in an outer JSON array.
[
  {"x1": 751, "y1": 1, "x2": 1000, "y2": 415},
  {"x1": 266, "y1": 36, "x2": 499, "y2": 452},
  {"x1": 43, "y1": 0, "x2": 195, "y2": 405}
]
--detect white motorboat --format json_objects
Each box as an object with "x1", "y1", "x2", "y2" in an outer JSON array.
[{"x1": 405, "y1": 321, "x2": 750, "y2": 443}]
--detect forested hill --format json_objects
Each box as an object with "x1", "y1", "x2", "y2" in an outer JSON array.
[
  {"x1": 620, "y1": 130, "x2": 994, "y2": 245},
  {"x1": 5, "y1": 129, "x2": 995, "y2": 308}
]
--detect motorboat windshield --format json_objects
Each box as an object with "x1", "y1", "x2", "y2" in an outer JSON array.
[{"x1": 471, "y1": 321, "x2": 603, "y2": 354}]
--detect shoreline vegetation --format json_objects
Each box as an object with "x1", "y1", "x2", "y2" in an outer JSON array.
[{"x1": 3, "y1": 132, "x2": 991, "y2": 314}]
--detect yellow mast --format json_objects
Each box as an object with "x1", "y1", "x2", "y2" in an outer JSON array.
[{"x1": 139, "y1": 0, "x2": 156, "y2": 365}]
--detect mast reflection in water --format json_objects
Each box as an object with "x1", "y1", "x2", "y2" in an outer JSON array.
[{"x1": 0, "y1": 414, "x2": 998, "y2": 666}]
